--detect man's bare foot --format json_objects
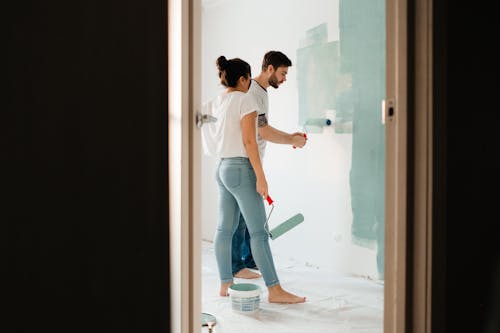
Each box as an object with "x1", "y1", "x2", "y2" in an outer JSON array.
[
  {"x1": 219, "y1": 281, "x2": 233, "y2": 297},
  {"x1": 268, "y1": 284, "x2": 306, "y2": 304},
  {"x1": 234, "y1": 268, "x2": 261, "y2": 279}
]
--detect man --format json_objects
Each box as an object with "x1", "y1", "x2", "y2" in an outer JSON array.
[{"x1": 232, "y1": 51, "x2": 307, "y2": 279}]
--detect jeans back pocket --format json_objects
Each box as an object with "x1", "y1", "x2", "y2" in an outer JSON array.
[{"x1": 220, "y1": 166, "x2": 241, "y2": 189}]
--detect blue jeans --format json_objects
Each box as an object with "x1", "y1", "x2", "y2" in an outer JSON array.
[
  {"x1": 231, "y1": 214, "x2": 256, "y2": 275},
  {"x1": 214, "y1": 157, "x2": 279, "y2": 287}
]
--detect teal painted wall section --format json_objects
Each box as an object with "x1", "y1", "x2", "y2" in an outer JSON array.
[
  {"x1": 297, "y1": 24, "x2": 352, "y2": 134},
  {"x1": 296, "y1": 0, "x2": 385, "y2": 279},
  {"x1": 340, "y1": 0, "x2": 385, "y2": 279}
]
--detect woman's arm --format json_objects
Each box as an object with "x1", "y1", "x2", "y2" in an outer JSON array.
[{"x1": 241, "y1": 111, "x2": 268, "y2": 198}]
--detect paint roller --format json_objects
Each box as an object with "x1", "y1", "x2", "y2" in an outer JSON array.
[{"x1": 265, "y1": 196, "x2": 304, "y2": 240}]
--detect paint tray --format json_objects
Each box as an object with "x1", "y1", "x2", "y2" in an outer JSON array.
[{"x1": 265, "y1": 196, "x2": 304, "y2": 240}]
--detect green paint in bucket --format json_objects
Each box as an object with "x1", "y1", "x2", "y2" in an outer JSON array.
[{"x1": 229, "y1": 283, "x2": 261, "y2": 313}]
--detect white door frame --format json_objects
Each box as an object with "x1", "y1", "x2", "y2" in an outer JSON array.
[{"x1": 168, "y1": 0, "x2": 434, "y2": 332}]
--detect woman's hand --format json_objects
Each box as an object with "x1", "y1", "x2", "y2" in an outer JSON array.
[{"x1": 256, "y1": 176, "x2": 268, "y2": 199}]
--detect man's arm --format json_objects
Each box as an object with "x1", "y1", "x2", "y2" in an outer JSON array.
[
  {"x1": 258, "y1": 115, "x2": 307, "y2": 147},
  {"x1": 259, "y1": 124, "x2": 294, "y2": 144}
]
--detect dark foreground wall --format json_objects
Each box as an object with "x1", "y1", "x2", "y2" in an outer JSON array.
[
  {"x1": 433, "y1": 1, "x2": 500, "y2": 332},
  {"x1": 5, "y1": 1, "x2": 499, "y2": 333},
  {"x1": 4, "y1": 1, "x2": 169, "y2": 332}
]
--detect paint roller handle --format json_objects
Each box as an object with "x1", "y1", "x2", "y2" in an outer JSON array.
[
  {"x1": 266, "y1": 196, "x2": 274, "y2": 205},
  {"x1": 292, "y1": 133, "x2": 308, "y2": 149}
]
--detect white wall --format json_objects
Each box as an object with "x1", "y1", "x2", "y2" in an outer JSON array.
[{"x1": 201, "y1": 0, "x2": 379, "y2": 279}]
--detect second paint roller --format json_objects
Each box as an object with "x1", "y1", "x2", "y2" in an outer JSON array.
[{"x1": 265, "y1": 196, "x2": 304, "y2": 240}]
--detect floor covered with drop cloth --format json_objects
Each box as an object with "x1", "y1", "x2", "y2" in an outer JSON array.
[{"x1": 201, "y1": 240, "x2": 383, "y2": 333}]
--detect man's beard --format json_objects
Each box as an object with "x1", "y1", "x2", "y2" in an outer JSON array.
[{"x1": 268, "y1": 73, "x2": 280, "y2": 89}]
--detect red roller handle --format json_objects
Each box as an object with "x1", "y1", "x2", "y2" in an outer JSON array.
[
  {"x1": 293, "y1": 133, "x2": 307, "y2": 149},
  {"x1": 266, "y1": 196, "x2": 274, "y2": 205}
]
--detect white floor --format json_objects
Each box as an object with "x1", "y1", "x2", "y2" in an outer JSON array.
[{"x1": 201, "y1": 240, "x2": 383, "y2": 333}]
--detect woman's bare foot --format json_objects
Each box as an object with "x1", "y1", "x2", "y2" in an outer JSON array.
[
  {"x1": 219, "y1": 281, "x2": 233, "y2": 297},
  {"x1": 268, "y1": 284, "x2": 306, "y2": 304},
  {"x1": 234, "y1": 268, "x2": 261, "y2": 279}
]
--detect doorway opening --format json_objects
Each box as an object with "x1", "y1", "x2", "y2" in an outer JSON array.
[{"x1": 200, "y1": 0, "x2": 385, "y2": 331}]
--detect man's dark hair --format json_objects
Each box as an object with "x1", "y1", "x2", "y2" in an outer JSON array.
[{"x1": 261, "y1": 51, "x2": 292, "y2": 71}]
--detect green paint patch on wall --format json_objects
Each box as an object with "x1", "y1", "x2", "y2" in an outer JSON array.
[
  {"x1": 296, "y1": 0, "x2": 385, "y2": 279},
  {"x1": 297, "y1": 24, "x2": 352, "y2": 134}
]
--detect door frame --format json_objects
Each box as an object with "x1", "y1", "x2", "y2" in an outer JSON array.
[
  {"x1": 385, "y1": 0, "x2": 434, "y2": 331},
  {"x1": 384, "y1": 0, "x2": 409, "y2": 331},
  {"x1": 168, "y1": 0, "x2": 201, "y2": 332},
  {"x1": 168, "y1": 0, "x2": 434, "y2": 332}
]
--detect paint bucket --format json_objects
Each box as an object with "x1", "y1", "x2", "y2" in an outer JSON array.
[{"x1": 229, "y1": 283, "x2": 261, "y2": 313}]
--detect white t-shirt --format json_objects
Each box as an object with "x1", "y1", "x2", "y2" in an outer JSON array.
[
  {"x1": 242, "y1": 79, "x2": 268, "y2": 158},
  {"x1": 201, "y1": 91, "x2": 256, "y2": 158}
]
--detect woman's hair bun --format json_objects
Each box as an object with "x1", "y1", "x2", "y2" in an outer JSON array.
[{"x1": 216, "y1": 56, "x2": 228, "y2": 71}]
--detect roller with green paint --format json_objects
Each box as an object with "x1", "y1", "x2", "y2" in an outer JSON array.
[{"x1": 265, "y1": 196, "x2": 305, "y2": 240}]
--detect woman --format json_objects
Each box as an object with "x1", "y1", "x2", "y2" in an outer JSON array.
[{"x1": 202, "y1": 55, "x2": 306, "y2": 304}]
